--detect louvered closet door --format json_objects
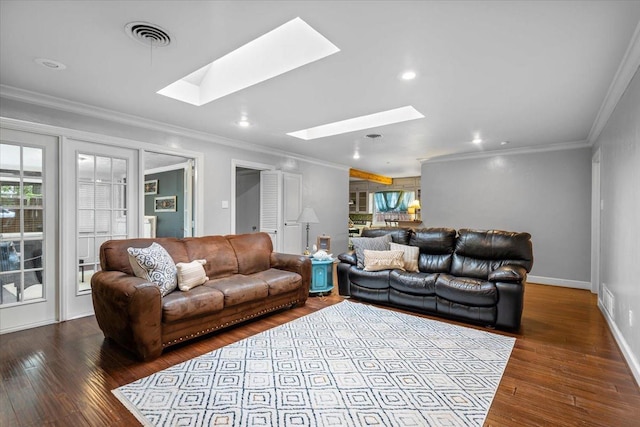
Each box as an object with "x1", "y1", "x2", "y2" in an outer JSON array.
[{"x1": 259, "y1": 170, "x2": 281, "y2": 251}]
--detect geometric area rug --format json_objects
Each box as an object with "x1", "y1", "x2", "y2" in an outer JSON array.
[{"x1": 113, "y1": 300, "x2": 515, "y2": 426}]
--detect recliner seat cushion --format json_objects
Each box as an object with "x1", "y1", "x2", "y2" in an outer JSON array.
[
  {"x1": 250, "y1": 268, "x2": 302, "y2": 296},
  {"x1": 389, "y1": 270, "x2": 437, "y2": 296},
  {"x1": 435, "y1": 274, "x2": 497, "y2": 306},
  {"x1": 348, "y1": 267, "x2": 391, "y2": 289},
  {"x1": 206, "y1": 275, "x2": 269, "y2": 306}
]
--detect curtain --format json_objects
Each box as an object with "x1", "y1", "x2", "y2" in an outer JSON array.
[{"x1": 374, "y1": 191, "x2": 413, "y2": 212}]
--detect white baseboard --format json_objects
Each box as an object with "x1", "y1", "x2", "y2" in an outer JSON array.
[
  {"x1": 527, "y1": 275, "x2": 590, "y2": 290},
  {"x1": 0, "y1": 318, "x2": 57, "y2": 335},
  {"x1": 598, "y1": 300, "x2": 640, "y2": 387}
]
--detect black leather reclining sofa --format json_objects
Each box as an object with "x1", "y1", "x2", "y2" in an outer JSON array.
[{"x1": 337, "y1": 227, "x2": 533, "y2": 330}]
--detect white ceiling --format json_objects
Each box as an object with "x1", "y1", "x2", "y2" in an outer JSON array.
[{"x1": 1, "y1": 1, "x2": 639, "y2": 177}]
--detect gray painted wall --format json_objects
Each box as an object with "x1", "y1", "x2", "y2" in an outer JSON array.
[
  {"x1": 593, "y1": 67, "x2": 640, "y2": 377},
  {"x1": 421, "y1": 147, "x2": 592, "y2": 283},
  {"x1": 235, "y1": 168, "x2": 260, "y2": 235},
  {"x1": 0, "y1": 97, "x2": 351, "y2": 254}
]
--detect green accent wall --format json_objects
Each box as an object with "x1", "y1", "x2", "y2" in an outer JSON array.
[{"x1": 145, "y1": 169, "x2": 184, "y2": 238}]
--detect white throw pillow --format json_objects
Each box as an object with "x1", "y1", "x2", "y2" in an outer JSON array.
[
  {"x1": 127, "y1": 242, "x2": 177, "y2": 296},
  {"x1": 363, "y1": 249, "x2": 406, "y2": 272},
  {"x1": 176, "y1": 259, "x2": 209, "y2": 291},
  {"x1": 351, "y1": 234, "x2": 393, "y2": 269},
  {"x1": 389, "y1": 242, "x2": 420, "y2": 272}
]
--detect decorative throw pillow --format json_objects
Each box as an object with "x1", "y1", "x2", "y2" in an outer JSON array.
[
  {"x1": 351, "y1": 234, "x2": 393, "y2": 269},
  {"x1": 127, "y1": 242, "x2": 177, "y2": 297},
  {"x1": 389, "y1": 242, "x2": 420, "y2": 272},
  {"x1": 176, "y1": 259, "x2": 209, "y2": 291},
  {"x1": 363, "y1": 249, "x2": 405, "y2": 272}
]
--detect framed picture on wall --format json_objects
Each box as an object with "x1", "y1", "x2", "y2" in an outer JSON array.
[
  {"x1": 144, "y1": 180, "x2": 158, "y2": 195},
  {"x1": 155, "y1": 195, "x2": 176, "y2": 212},
  {"x1": 317, "y1": 235, "x2": 331, "y2": 252}
]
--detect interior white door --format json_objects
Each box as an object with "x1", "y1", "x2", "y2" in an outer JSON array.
[
  {"x1": 61, "y1": 139, "x2": 138, "y2": 320},
  {"x1": 0, "y1": 127, "x2": 58, "y2": 333},
  {"x1": 260, "y1": 170, "x2": 282, "y2": 250},
  {"x1": 282, "y1": 172, "x2": 302, "y2": 254}
]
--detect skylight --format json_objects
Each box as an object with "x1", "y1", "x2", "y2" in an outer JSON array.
[
  {"x1": 287, "y1": 106, "x2": 425, "y2": 140},
  {"x1": 157, "y1": 17, "x2": 340, "y2": 106}
]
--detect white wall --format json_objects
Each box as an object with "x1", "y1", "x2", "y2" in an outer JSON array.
[
  {"x1": 421, "y1": 147, "x2": 592, "y2": 286},
  {"x1": 0, "y1": 97, "x2": 351, "y2": 253},
  {"x1": 593, "y1": 66, "x2": 640, "y2": 382}
]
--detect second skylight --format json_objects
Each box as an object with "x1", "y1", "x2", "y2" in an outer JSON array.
[{"x1": 287, "y1": 106, "x2": 425, "y2": 140}]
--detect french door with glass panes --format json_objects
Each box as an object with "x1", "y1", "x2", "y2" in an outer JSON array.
[
  {"x1": 0, "y1": 128, "x2": 58, "y2": 333},
  {"x1": 60, "y1": 139, "x2": 138, "y2": 320}
]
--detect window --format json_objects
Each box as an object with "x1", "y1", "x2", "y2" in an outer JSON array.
[
  {"x1": 76, "y1": 153, "x2": 128, "y2": 292},
  {"x1": 1, "y1": 144, "x2": 44, "y2": 304},
  {"x1": 373, "y1": 190, "x2": 415, "y2": 223}
]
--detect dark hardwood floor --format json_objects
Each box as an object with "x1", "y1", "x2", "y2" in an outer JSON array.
[{"x1": 1, "y1": 283, "x2": 638, "y2": 426}]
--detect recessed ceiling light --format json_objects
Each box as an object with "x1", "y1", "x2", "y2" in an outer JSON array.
[
  {"x1": 472, "y1": 137, "x2": 483, "y2": 144},
  {"x1": 353, "y1": 152, "x2": 360, "y2": 159},
  {"x1": 238, "y1": 119, "x2": 251, "y2": 128},
  {"x1": 157, "y1": 17, "x2": 340, "y2": 106},
  {"x1": 501, "y1": 140, "x2": 510, "y2": 145},
  {"x1": 401, "y1": 70, "x2": 416, "y2": 80},
  {"x1": 34, "y1": 58, "x2": 66, "y2": 70},
  {"x1": 287, "y1": 106, "x2": 424, "y2": 140}
]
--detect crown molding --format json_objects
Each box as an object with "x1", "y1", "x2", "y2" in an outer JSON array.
[
  {"x1": 420, "y1": 140, "x2": 590, "y2": 164},
  {"x1": 587, "y1": 20, "x2": 640, "y2": 145},
  {"x1": 0, "y1": 84, "x2": 349, "y2": 172}
]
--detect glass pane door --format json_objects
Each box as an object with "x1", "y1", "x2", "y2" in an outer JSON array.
[
  {"x1": 61, "y1": 139, "x2": 138, "y2": 320},
  {"x1": 0, "y1": 127, "x2": 57, "y2": 334}
]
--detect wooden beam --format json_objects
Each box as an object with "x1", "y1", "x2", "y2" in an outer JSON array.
[{"x1": 349, "y1": 168, "x2": 392, "y2": 185}]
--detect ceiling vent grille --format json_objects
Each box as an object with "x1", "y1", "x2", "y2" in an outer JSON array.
[{"x1": 125, "y1": 22, "x2": 171, "y2": 48}]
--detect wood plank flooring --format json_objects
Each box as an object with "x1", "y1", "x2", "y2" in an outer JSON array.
[{"x1": 1, "y1": 283, "x2": 638, "y2": 426}]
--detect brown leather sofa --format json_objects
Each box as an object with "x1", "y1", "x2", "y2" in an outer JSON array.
[
  {"x1": 91, "y1": 232, "x2": 311, "y2": 360},
  {"x1": 337, "y1": 227, "x2": 533, "y2": 330}
]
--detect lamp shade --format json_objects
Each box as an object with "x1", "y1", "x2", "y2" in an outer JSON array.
[
  {"x1": 409, "y1": 199, "x2": 421, "y2": 209},
  {"x1": 297, "y1": 207, "x2": 319, "y2": 223}
]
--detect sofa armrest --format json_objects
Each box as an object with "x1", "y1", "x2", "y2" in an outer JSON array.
[
  {"x1": 91, "y1": 270, "x2": 163, "y2": 360},
  {"x1": 338, "y1": 251, "x2": 357, "y2": 266},
  {"x1": 489, "y1": 265, "x2": 527, "y2": 283},
  {"x1": 270, "y1": 252, "x2": 312, "y2": 295}
]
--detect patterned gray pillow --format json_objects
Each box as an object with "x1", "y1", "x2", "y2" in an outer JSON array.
[
  {"x1": 351, "y1": 234, "x2": 393, "y2": 269},
  {"x1": 127, "y1": 242, "x2": 177, "y2": 296}
]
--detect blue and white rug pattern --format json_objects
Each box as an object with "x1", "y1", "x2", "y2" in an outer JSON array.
[{"x1": 113, "y1": 301, "x2": 515, "y2": 426}]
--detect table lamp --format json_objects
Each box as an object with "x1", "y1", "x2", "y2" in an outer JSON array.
[
  {"x1": 408, "y1": 199, "x2": 421, "y2": 221},
  {"x1": 297, "y1": 207, "x2": 319, "y2": 255}
]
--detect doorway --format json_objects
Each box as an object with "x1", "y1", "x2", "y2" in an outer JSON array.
[
  {"x1": 231, "y1": 160, "x2": 274, "y2": 235},
  {"x1": 235, "y1": 167, "x2": 261, "y2": 234},
  {"x1": 144, "y1": 152, "x2": 194, "y2": 238}
]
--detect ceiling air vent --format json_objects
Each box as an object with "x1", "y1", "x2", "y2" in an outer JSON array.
[{"x1": 125, "y1": 22, "x2": 171, "y2": 48}]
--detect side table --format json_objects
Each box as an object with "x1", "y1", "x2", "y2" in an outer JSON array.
[{"x1": 309, "y1": 258, "x2": 334, "y2": 296}]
